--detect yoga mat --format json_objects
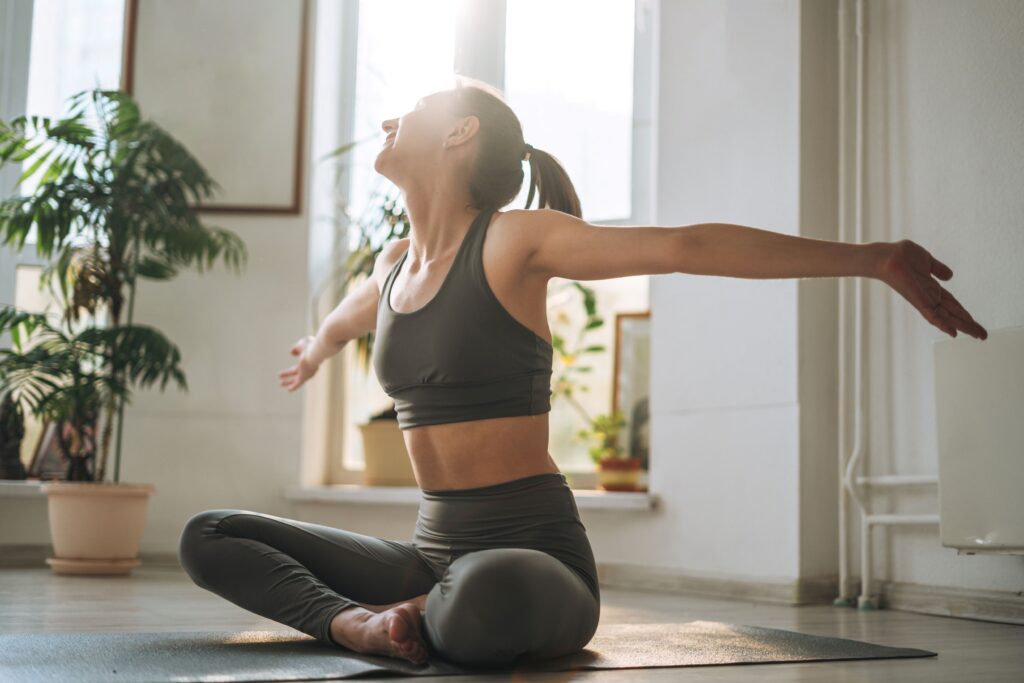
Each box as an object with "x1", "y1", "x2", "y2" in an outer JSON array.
[{"x1": 1, "y1": 620, "x2": 936, "y2": 682}]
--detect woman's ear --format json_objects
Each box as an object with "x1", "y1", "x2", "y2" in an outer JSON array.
[{"x1": 447, "y1": 115, "x2": 480, "y2": 146}]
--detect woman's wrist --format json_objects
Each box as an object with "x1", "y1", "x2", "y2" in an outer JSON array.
[
  {"x1": 304, "y1": 333, "x2": 343, "y2": 368},
  {"x1": 303, "y1": 335, "x2": 326, "y2": 368},
  {"x1": 864, "y1": 241, "x2": 894, "y2": 281}
]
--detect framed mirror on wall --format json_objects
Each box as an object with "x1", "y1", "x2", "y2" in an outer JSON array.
[{"x1": 612, "y1": 310, "x2": 650, "y2": 472}]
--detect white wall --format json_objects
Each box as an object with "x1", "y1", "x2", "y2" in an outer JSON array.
[{"x1": 855, "y1": 0, "x2": 1024, "y2": 593}]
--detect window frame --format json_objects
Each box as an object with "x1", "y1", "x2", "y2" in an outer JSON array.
[{"x1": 0, "y1": 0, "x2": 49, "y2": 346}]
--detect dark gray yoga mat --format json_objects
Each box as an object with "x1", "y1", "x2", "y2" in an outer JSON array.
[{"x1": 1, "y1": 620, "x2": 936, "y2": 682}]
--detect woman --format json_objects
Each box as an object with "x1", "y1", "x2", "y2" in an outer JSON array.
[{"x1": 178, "y1": 78, "x2": 988, "y2": 669}]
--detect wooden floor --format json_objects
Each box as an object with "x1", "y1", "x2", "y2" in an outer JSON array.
[{"x1": 2, "y1": 564, "x2": 1023, "y2": 682}]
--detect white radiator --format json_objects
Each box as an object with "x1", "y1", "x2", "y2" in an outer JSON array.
[{"x1": 934, "y1": 326, "x2": 1024, "y2": 554}]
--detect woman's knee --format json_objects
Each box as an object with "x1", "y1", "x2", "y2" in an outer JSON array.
[
  {"x1": 177, "y1": 509, "x2": 242, "y2": 586},
  {"x1": 423, "y1": 548, "x2": 597, "y2": 666}
]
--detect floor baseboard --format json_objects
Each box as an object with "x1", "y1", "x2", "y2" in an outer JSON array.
[
  {"x1": 879, "y1": 580, "x2": 1024, "y2": 626},
  {"x1": 597, "y1": 561, "x2": 836, "y2": 605},
  {"x1": 0, "y1": 545, "x2": 181, "y2": 570},
  {"x1": 596, "y1": 561, "x2": 1024, "y2": 624}
]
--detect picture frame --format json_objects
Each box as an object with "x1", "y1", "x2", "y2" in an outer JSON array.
[
  {"x1": 120, "y1": 0, "x2": 310, "y2": 214},
  {"x1": 612, "y1": 310, "x2": 651, "y2": 468},
  {"x1": 27, "y1": 420, "x2": 68, "y2": 481}
]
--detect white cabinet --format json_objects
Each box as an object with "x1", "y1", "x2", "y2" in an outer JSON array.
[{"x1": 935, "y1": 326, "x2": 1024, "y2": 554}]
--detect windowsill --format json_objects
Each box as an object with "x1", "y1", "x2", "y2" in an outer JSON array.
[
  {"x1": 0, "y1": 480, "x2": 47, "y2": 497},
  {"x1": 282, "y1": 484, "x2": 659, "y2": 511},
  {"x1": 4, "y1": 480, "x2": 658, "y2": 512}
]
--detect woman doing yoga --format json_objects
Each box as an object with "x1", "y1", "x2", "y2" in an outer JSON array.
[{"x1": 178, "y1": 77, "x2": 988, "y2": 668}]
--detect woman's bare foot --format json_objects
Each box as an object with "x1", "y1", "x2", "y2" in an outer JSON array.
[
  {"x1": 359, "y1": 592, "x2": 429, "y2": 614},
  {"x1": 330, "y1": 602, "x2": 429, "y2": 665}
]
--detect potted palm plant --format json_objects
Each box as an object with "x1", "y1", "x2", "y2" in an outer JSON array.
[{"x1": 0, "y1": 88, "x2": 247, "y2": 573}]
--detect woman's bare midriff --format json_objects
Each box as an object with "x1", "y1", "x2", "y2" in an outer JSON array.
[{"x1": 401, "y1": 413, "x2": 560, "y2": 491}]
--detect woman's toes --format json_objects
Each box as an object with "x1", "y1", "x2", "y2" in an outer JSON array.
[
  {"x1": 388, "y1": 607, "x2": 427, "y2": 662},
  {"x1": 387, "y1": 613, "x2": 410, "y2": 642}
]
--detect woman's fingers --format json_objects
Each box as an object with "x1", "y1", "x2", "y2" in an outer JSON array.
[
  {"x1": 931, "y1": 255, "x2": 953, "y2": 280},
  {"x1": 918, "y1": 287, "x2": 987, "y2": 339},
  {"x1": 882, "y1": 240, "x2": 987, "y2": 340},
  {"x1": 936, "y1": 287, "x2": 988, "y2": 339}
]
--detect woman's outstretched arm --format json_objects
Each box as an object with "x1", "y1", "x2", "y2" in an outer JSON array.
[{"x1": 515, "y1": 209, "x2": 988, "y2": 340}]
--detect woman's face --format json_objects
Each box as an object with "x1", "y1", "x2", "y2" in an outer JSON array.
[{"x1": 374, "y1": 90, "x2": 476, "y2": 184}]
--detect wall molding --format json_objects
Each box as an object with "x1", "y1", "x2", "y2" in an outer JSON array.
[
  {"x1": 596, "y1": 561, "x2": 1024, "y2": 624},
  {"x1": 598, "y1": 561, "x2": 837, "y2": 605},
  {"x1": 879, "y1": 580, "x2": 1024, "y2": 626}
]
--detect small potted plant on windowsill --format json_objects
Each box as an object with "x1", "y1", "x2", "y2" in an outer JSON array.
[
  {"x1": 548, "y1": 283, "x2": 645, "y2": 491},
  {"x1": 0, "y1": 88, "x2": 247, "y2": 574},
  {"x1": 575, "y1": 409, "x2": 644, "y2": 492}
]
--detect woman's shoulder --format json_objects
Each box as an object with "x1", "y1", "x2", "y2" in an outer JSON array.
[
  {"x1": 372, "y1": 238, "x2": 411, "y2": 291},
  {"x1": 486, "y1": 209, "x2": 546, "y2": 269},
  {"x1": 383, "y1": 237, "x2": 411, "y2": 265}
]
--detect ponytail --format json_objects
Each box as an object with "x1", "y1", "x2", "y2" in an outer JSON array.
[{"x1": 521, "y1": 144, "x2": 582, "y2": 218}]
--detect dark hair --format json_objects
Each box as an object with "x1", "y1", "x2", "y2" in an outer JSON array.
[{"x1": 447, "y1": 78, "x2": 582, "y2": 218}]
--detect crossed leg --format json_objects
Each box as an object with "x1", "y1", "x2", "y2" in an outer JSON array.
[
  {"x1": 178, "y1": 509, "x2": 600, "y2": 667},
  {"x1": 177, "y1": 509, "x2": 437, "y2": 650}
]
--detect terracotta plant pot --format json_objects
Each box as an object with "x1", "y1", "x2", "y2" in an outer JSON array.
[
  {"x1": 597, "y1": 456, "x2": 645, "y2": 492},
  {"x1": 39, "y1": 481, "x2": 156, "y2": 575},
  {"x1": 358, "y1": 419, "x2": 417, "y2": 486}
]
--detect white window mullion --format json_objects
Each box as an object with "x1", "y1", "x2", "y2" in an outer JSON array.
[
  {"x1": 454, "y1": 0, "x2": 506, "y2": 89},
  {"x1": 0, "y1": 0, "x2": 38, "y2": 330}
]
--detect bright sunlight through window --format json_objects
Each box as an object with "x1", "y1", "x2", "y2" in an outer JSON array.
[
  {"x1": 20, "y1": 0, "x2": 126, "y2": 241},
  {"x1": 347, "y1": 0, "x2": 459, "y2": 230},
  {"x1": 505, "y1": 0, "x2": 634, "y2": 221}
]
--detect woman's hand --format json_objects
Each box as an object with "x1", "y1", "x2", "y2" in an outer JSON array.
[
  {"x1": 279, "y1": 336, "x2": 321, "y2": 392},
  {"x1": 875, "y1": 240, "x2": 988, "y2": 340}
]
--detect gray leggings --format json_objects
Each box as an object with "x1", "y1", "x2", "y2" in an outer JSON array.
[{"x1": 177, "y1": 472, "x2": 600, "y2": 667}]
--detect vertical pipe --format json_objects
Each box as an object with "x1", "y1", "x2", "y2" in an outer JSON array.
[
  {"x1": 861, "y1": 516, "x2": 873, "y2": 608},
  {"x1": 835, "y1": 0, "x2": 852, "y2": 605},
  {"x1": 852, "y1": 0, "x2": 874, "y2": 609}
]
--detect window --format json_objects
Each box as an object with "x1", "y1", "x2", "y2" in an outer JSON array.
[
  {"x1": 326, "y1": 0, "x2": 654, "y2": 480},
  {"x1": 1, "y1": 0, "x2": 126, "y2": 323},
  {"x1": 0, "y1": 0, "x2": 125, "y2": 466},
  {"x1": 504, "y1": 0, "x2": 635, "y2": 221},
  {"x1": 22, "y1": 0, "x2": 127, "y2": 201}
]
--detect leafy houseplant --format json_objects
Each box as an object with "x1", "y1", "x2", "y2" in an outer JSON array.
[
  {"x1": 0, "y1": 88, "x2": 247, "y2": 573},
  {"x1": 550, "y1": 286, "x2": 644, "y2": 491},
  {"x1": 576, "y1": 409, "x2": 628, "y2": 463},
  {"x1": 575, "y1": 408, "x2": 642, "y2": 491}
]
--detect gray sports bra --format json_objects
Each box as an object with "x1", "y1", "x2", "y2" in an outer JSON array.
[{"x1": 373, "y1": 207, "x2": 554, "y2": 429}]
